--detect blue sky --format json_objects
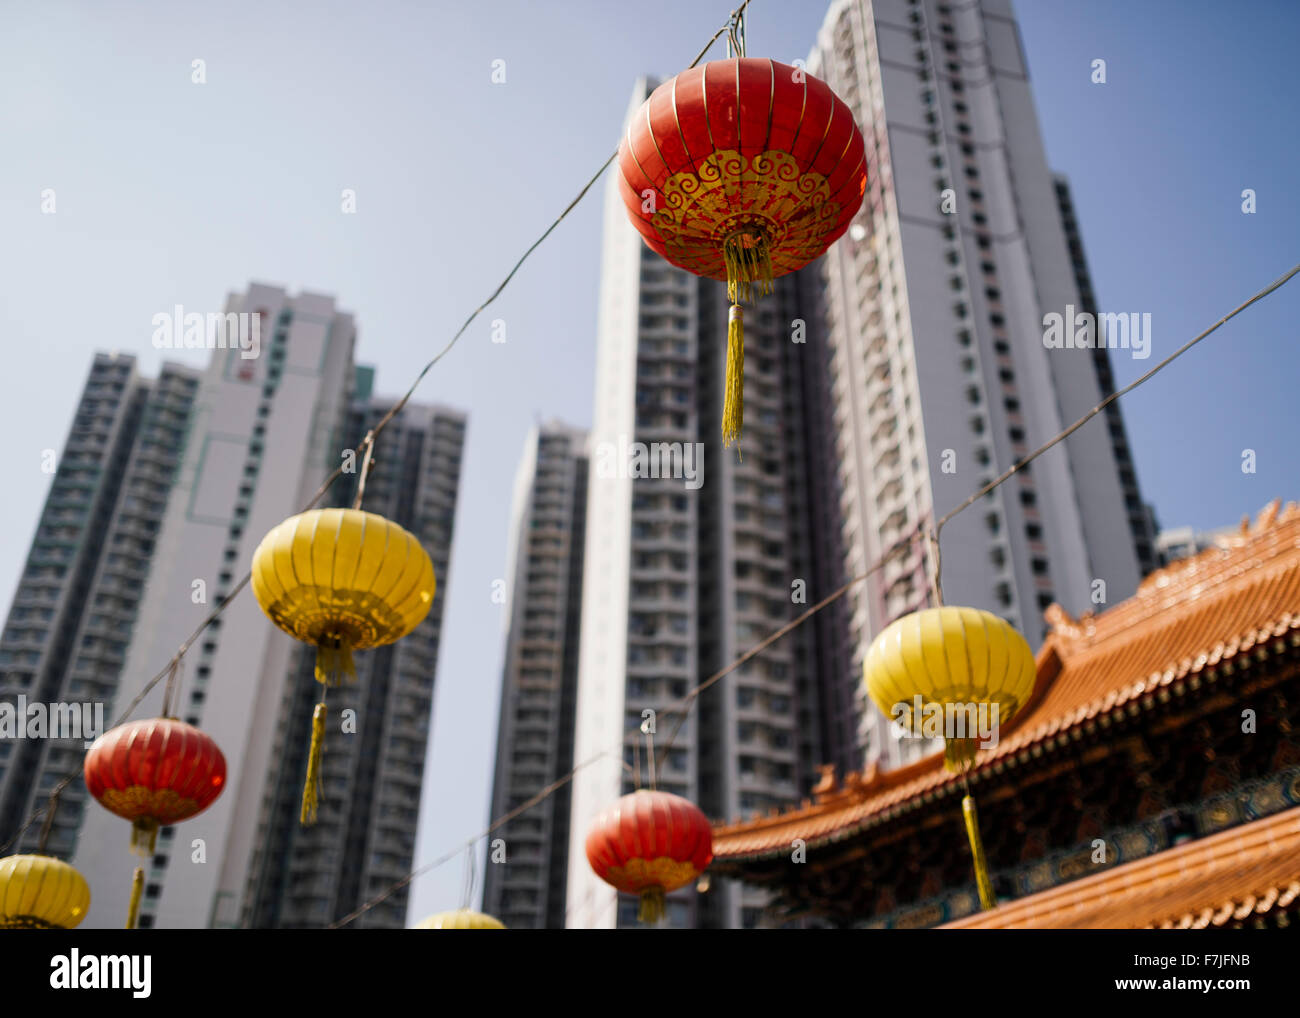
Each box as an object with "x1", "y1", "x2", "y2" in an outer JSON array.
[{"x1": 1, "y1": 0, "x2": 1296, "y2": 924}]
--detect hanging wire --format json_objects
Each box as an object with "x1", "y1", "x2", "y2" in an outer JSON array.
[
  {"x1": 351, "y1": 431, "x2": 378, "y2": 510},
  {"x1": 930, "y1": 262, "x2": 1300, "y2": 597},
  {"x1": 460, "y1": 842, "x2": 477, "y2": 912},
  {"x1": 643, "y1": 718, "x2": 656, "y2": 791},
  {"x1": 159, "y1": 657, "x2": 182, "y2": 719}
]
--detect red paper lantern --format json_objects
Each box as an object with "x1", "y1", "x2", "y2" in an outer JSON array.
[
  {"x1": 585, "y1": 789, "x2": 713, "y2": 923},
  {"x1": 617, "y1": 57, "x2": 867, "y2": 446},
  {"x1": 84, "y1": 717, "x2": 226, "y2": 857}
]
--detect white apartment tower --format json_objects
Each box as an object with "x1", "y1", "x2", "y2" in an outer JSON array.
[
  {"x1": 70, "y1": 284, "x2": 356, "y2": 927},
  {"x1": 56, "y1": 284, "x2": 463, "y2": 929},
  {"x1": 566, "y1": 79, "x2": 849, "y2": 930},
  {"x1": 809, "y1": 0, "x2": 1153, "y2": 767}
]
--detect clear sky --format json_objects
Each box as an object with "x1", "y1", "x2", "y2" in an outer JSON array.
[{"x1": 1, "y1": 0, "x2": 1297, "y2": 925}]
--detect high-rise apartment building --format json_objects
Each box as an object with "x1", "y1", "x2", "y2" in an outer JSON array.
[
  {"x1": 483, "y1": 422, "x2": 588, "y2": 929},
  {"x1": 241, "y1": 367, "x2": 466, "y2": 929},
  {"x1": 67, "y1": 284, "x2": 357, "y2": 928},
  {"x1": 0, "y1": 354, "x2": 200, "y2": 856},
  {"x1": 565, "y1": 78, "x2": 851, "y2": 931},
  {"x1": 808, "y1": 0, "x2": 1153, "y2": 767},
  {"x1": 12, "y1": 283, "x2": 468, "y2": 929}
]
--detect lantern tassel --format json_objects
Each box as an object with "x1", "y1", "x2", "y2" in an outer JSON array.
[
  {"x1": 126, "y1": 866, "x2": 144, "y2": 929},
  {"x1": 723, "y1": 304, "x2": 745, "y2": 449},
  {"x1": 638, "y1": 886, "x2": 666, "y2": 924},
  {"x1": 722, "y1": 230, "x2": 774, "y2": 306},
  {"x1": 301, "y1": 701, "x2": 327, "y2": 826},
  {"x1": 130, "y1": 818, "x2": 159, "y2": 858},
  {"x1": 943, "y1": 737, "x2": 979, "y2": 773},
  {"x1": 962, "y1": 794, "x2": 997, "y2": 911},
  {"x1": 314, "y1": 642, "x2": 357, "y2": 686},
  {"x1": 720, "y1": 230, "x2": 773, "y2": 450}
]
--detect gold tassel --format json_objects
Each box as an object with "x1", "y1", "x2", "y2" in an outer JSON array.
[
  {"x1": 126, "y1": 866, "x2": 144, "y2": 929},
  {"x1": 314, "y1": 640, "x2": 356, "y2": 686},
  {"x1": 962, "y1": 794, "x2": 997, "y2": 911},
  {"x1": 723, "y1": 304, "x2": 745, "y2": 448},
  {"x1": 943, "y1": 737, "x2": 979, "y2": 773},
  {"x1": 301, "y1": 701, "x2": 327, "y2": 826},
  {"x1": 720, "y1": 231, "x2": 773, "y2": 450},
  {"x1": 130, "y1": 818, "x2": 159, "y2": 857},
  {"x1": 722, "y1": 230, "x2": 774, "y2": 305},
  {"x1": 638, "y1": 886, "x2": 666, "y2": 924}
]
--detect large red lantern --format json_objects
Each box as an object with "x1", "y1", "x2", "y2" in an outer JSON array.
[
  {"x1": 585, "y1": 789, "x2": 713, "y2": 924},
  {"x1": 617, "y1": 56, "x2": 867, "y2": 446},
  {"x1": 85, "y1": 717, "x2": 226, "y2": 928}
]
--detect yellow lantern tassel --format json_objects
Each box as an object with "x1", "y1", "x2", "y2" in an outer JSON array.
[
  {"x1": 722, "y1": 229, "x2": 774, "y2": 305},
  {"x1": 723, "y1": 304, "x2": 745, "y2": 448},
  {"x1": 943, "y1": 737, "x2": 979, "y2": 773},
  {"x1": 638, "y1": 886, "x2": 666, "y2": 924},
  {"x1": 126, "y1": 866, "x2": 144, "y2": 929},
  {"x1": 961, "y1": 795, "x2": 997, "y2": 911},
  {"x1": 301, "y1": 701, "x2": 327, "y2": 826},
  {"x1": 314, "y1": 640, "x2": 357, "y2": 686},
  {"x1": 720, "y1": 230, "x2": 773, "y2": 451}
]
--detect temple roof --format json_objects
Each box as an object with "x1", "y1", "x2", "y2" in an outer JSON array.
[
  {"x1": 713, "y1": 499, "x2": 1300, "y2": 861},
  {"x1": 943, "y1": 803, "x2": 1300, "y2": 929}
]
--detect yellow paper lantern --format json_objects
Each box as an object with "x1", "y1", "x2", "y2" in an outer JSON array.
[
  {"x1": 251, "y1": 508, "x2": 436, "y2": 824},
  {"x1": 863, "y1": 605, "x2": 1036, "y2": 912},
  {"x1": 863, "y1": 605, "x2": 1036, "y2": 771},
  {"x1": 415, "y1": 909, "x2": 506, "y2": 929},
  {"x1": 0, "y1": 854, "x2": 91, "y2": 929}
]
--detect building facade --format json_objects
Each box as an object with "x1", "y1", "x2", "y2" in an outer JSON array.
[
  {"x1": 0, "y1": 353, "x2": 200, "y2": 857},
  {"x1": 483, "y1": 422, "x2": 588, "y2": 929},
  {"x1": 807, "y1": 0, "x2": 1153, "y2": 768}
]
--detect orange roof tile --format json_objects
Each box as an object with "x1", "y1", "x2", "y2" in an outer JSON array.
[
  {"x1": 943, "y1": 804, "x2": 1300, "y2": 928},
  {"x1": 713, "y1": 500, "x2": 1300, "y2": 860}
]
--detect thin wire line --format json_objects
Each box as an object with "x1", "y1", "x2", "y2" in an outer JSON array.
[
  {"x1": 930, "y1": 263, "x2": 1300, "y2": 593},
  {"x1": 333, "y1": 260, "x2": 1299, "y2": 927}
]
